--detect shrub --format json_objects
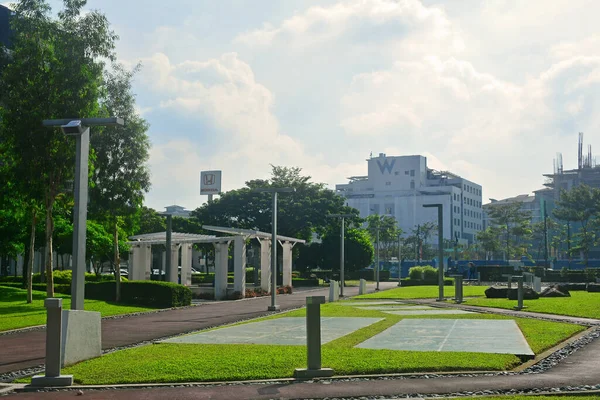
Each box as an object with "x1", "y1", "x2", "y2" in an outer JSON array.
[
  {"x1": 408, "y1": 266, "x2": 437, "y2": 281},
  {"x1": 85, "y1": 281, "x2": 191, "y2": 307},
  {"x1": 399, "y1": 278, "x2": 454, "y2": 286},
  {"x1": 292, "y1": 278, "x2": 319, "y2": 287},
  {"x1": 0, "y1": 276, "x2": 24, "y2": 283}
]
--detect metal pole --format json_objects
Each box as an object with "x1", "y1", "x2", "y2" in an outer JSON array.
[
  {"x1": 71, "y1": 127, "x2": 90, "y2": 310},
  {"x1": 437, "y1": 205, "x2": 444, "y2": 301},
  {"x1": 269, "y1": 192, "x2": 279, "y2": 311},
  {"x1": 376, "y1": 227, "x2": 380, "y2": 291},
  {"x1": 397, "y1": 234, "x2": 402, "y2": 286},
  {"x1": 543, "y1": 201, "x2": 549, "y2": 269},
  {"x1": 208, "y1": 194, "x2": 213, "y2": 202},
  {"x1": 340, "y1": 217, "x2": 345, "y2": 297},
  {"x1": 165, "y1": 214, "x2": 172, "y2": 282}
]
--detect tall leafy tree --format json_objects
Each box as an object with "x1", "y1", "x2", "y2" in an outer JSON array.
[
  {"x1": 486, "y1": 203, "x2": 532, "y2": 260},
  {"x1": 89, "y1": 63, "x2": 151, "y2": 301},
  {"x1": 191, "y1": 166, "x2": 359, "y2": 241},
  {"x1": 1, "y1": 0, "x2": 117, "y2": 297},
  {"x1": 365, "y1": 214, "x2": 400, "y2": 263},
  {"x1": 321, "y1": 228, "x2": 374, "y2": 273},
  {"x1": 476, "y1": 227, "x2": 501, "y2": 260},
  {"x1": 553, "y1": 185, "x2": 600, "y2": 267}
]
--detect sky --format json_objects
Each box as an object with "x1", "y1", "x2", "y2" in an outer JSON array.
[{"x1": 8, "y1": 0, "x2": 600, "y2": 211}]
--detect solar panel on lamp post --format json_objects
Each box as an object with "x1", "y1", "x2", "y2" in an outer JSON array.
[
  {"x1": 423, "y1": 203, "x2": 444, "y2": 302},
  {"x1": 255, "y1": 187, "x2": 295, "y2": 311},
  {"x1": 326, "y1": 214, "x2": 353, "y2": 297},
  {"x1": 43, "y1": 118, "x2": 123, "y2": 310}
]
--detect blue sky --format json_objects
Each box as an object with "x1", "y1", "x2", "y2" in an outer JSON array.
[{"x1": 9, "y1": 0, "x2": 600, "y2": 211}]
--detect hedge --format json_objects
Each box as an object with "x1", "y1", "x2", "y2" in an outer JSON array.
[
  {"x1": 291, "y1": 278, "x2": 319, "y2": 287},
  {"x1": 2, "y1": 281, "x2": 191, "y2": 308},
  {"x1": 399, "y1": 278, "x2": 454, "y2": 286},
  {"x1": 85, "y1": 281, "x2": 191, "y2": 307}
]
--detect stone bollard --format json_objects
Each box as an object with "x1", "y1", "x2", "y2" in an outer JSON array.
[
  {"x1": 31, "y1": 299, "x2": 73, "y2": 387},
  {"x1": 358, "y1": 279, "x2": 367, "y2": 295},
  {"x1": 329, "y1": 280, "x2": 339, "y2": 302},
  {"x1": 450, "y1": 275, "x2": 463, "y2": 303},
  {"x1": 513, "y1": 276, "x2": 524, "y2": 310},
  {"x1": 294, "y1": 296, "x2": 334, "y2": 379}
]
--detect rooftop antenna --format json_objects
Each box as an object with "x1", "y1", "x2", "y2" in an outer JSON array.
[
  {"x1": 558, "y1": 152, "x2": 563, "y2": 174},
  {"x1": 587, "y1": 144, "x2": 592, "y2": 168}
]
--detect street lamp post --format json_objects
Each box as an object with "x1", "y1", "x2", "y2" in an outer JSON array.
[
  {"x1": 326, "y1": 214, "x2": 353, "y2": 297},
  {"x1": 423, "y1": 204, "x2": 444, "y2": 302},
  {"x1": 397, "y1": 233, "x2": 402, "y2": 286},
  {"x1": 43, "y1": 118, "x2": 123, "y2": 310},
  {"x1": 256, "y1": 187, "x2": 295, "y2": 311},
  {"x1": 454, "y1": 232, "x2": 459, "y2": 271},
  {"x1": 375, "y1": 227, "x2": 380, "y2": 291}
]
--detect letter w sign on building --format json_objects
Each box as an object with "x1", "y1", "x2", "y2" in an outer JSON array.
[
  {"x1": 376, "y1": 158, "x2": 395, "y2": 174},
  {"x1": 200, "y1": 170, "x2": 222, "y2": 195}
]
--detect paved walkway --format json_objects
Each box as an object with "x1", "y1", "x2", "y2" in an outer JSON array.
[
  {"x1": 3, "y1": 287, "x2": 600, "y2": 399},
  {"x1": 0, "y1": 282, "x2": 397, "y2": 374}
]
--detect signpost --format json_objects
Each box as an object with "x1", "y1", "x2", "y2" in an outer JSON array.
[{"x1": 200, "y1": 170, "x2": 222, "y2": 202}]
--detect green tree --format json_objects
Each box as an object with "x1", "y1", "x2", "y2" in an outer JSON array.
[
  {"x1": 365, "y1": 214, "x2": 400, "y2": 263},
  {"x1": 321, "y1": 228, "x2": 374, "y2": 274},
  {"x1": 296, "y1": 242, "x2": 324, "y2": 274},
  {"x1": 89, "y1": 63, "x2": 151, "y2": 301},
  {"x1": 133, "y1": 206, "x2": 166, "y2": 235},
  {"x1": 0, "y1": 0, "x2": 117, "y2": 297},
  {"x1": 486, "y1": 203, "x2": 532, "y2": 260},
  {"x1": 553, "y1": 185, "x2": 600, "y2": 267},
  {"x1": 476, "y1": 227, "x2": 501, "y2": 260},
  {"x1": 191, "y1": 166, "x2": 359, "y2": 241}
]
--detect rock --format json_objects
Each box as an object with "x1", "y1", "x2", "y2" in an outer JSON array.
[
  {"x1": 485, "y1": 286, "x2": 508, "y2": 298},
  {"x1": 540, "y1": 286, "x2": 570, "y2": 297},
  {"x1": 507, "y1": 287, "x2": 540, "y2": 300}
]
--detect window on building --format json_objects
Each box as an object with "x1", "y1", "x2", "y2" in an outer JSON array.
[
  {"x1": 384, "y1": 204, "x2": 394, "y2": 216},
  {"x1": 405, "y1": 170, "x2": 409, "y2": 175},
  {"x1": 371, "y1": 204, "x2": 380, "y2": 214},
  {"x1": 410, "y1": 181, "x2": 415, "y2": 189},
  {"x1": 410, "y1": 169, "x2": 415, "y2": 177},
  {"x1": 385, "y1": 181, "x2": 391, "y2": 186}
]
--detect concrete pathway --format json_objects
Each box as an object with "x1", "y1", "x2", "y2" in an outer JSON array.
[{"x1": 0, "y1": 282, "x2": 397, "y2": 374}]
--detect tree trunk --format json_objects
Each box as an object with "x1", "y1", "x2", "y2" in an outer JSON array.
[
  {"x1": 45, "y1": 198, "x2": 55, "y2": 298},
  {"x1": 114, "y1": 220, "x2": 121, "y2": 302},
  {"x1": 27, "y1": 209, "x2": 37, "y2": 303}
]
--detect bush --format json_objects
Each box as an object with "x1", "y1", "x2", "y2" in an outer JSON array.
[
  {"x1": 408, "y1": 266, "x2": 438, "y2": 281},
  {"x1": 399, "y1": 278, "x2": 453, "y2": 287},
  {"x1": 85, "y1": 281, "x2": 191, "y2": 307},
  {"x1": 292, "y1": 278, "x2": 319, "y2": 287},
  {"x1": 0, "y1": 276, "x2": 24, "y2": 283}
]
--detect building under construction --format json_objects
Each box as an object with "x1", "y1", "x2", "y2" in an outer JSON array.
[{"x1": 543, "y1": 133, "x2": 600, "y2": 200}]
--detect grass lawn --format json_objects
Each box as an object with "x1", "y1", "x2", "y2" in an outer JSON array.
[
  {"x1": 464, "y1": 291, "x2": 600, "y2": 319},
  {"x1": 0, "y1": 285, "x2": 156, "y2": 332},
  {"x1": 57, "y1": 301, "x2": 585, "y2": 385},
  {"x1": 355, "y1": 285, "x2": 488, "y2": 299},
  {"x1": 482, "y1": 397, "x2": 600, "y2": 400}
]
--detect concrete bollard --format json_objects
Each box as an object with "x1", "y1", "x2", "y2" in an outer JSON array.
[
  {"x1": 450, "y1": 275, "x2": 463, "y2": 303},
  {"x1": 329, "y1": 280, "x2": 339, "y2": 302},
  {"x1": 513, "y1": 276, "x2": 524, "y2": 310},
  {"x1": 533, "y1": 276, "x2": 542, "y2": 293},
  {"x1": 294, "y1": 296, "x2": 334, "y2": 379},
  {"x1": 31, "y1": 299, "x2": 73, "y2": 387},
  {"x1": 358, "y1": 279, "x2": 367, "y2": 295}
]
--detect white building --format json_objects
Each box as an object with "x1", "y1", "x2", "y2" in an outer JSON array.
[{"x1": 336, "y1": 153, "x2": 483, "y2": 244}]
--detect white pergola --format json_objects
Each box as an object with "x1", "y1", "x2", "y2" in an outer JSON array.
[
  {"x1": 127, "y1": 227, "x2": 305, "y2": 300},
  {"x1": 202, "y1": 226, "x2": 306, "y2": 294}
]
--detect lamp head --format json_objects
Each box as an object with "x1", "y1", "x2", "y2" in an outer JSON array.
[{"x1": 61, "y1": 120, "x2": 85, "y2": 135}]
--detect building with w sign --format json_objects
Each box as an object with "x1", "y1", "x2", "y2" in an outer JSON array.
[{"x1": 336, "y1": 153, "x2": 483, "y2": 245}]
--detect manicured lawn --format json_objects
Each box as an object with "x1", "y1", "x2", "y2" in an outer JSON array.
[
  {"x1": 58, "y1": 301, "x2": 585, "y2": 385},
  {"x1": 483, "y1": 397, "x2": 600, "y2": 400},
  {"x1": 355, "y1": 285, "x2": 488, "y2": 299},
  {"x1": 0, "y1": 286, "x2": 156, "y2": 331},
  {"x1": 464, "y1": 291, "x2": 600, "y2": 319}
]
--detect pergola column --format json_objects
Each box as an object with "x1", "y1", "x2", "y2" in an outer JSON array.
[
  {"x1": 180, "y1": 244, "x2": 193, "y2": 286},
  {"x1": 281, "y1": 241, "x2": 293, "y2": 288},
  {"x1": 213, "y1": 242, "x2": 230, "y2": 300},
  {"x1": 167, "y1": 244, "x2": 180, "y2": 284},
  {"x1": 233, "y1": 236, "x2": 246, "y2": 297},
  {"x1": 129, "y1": 245, "x2": 143, "y2": 281},
  {"x1": 259, "y1": 239, "x2": 271, "y2": 292}
]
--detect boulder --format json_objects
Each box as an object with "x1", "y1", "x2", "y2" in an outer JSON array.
[
  {"x1": 540, "y1": 286, "x2": 570, "y2": 297},
  {"x1": 507, "y1": 287, "x2": 540, "y2": 300},
  {"x1": 485, "y1": 286, "x2": 508, "y2": 298}
]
